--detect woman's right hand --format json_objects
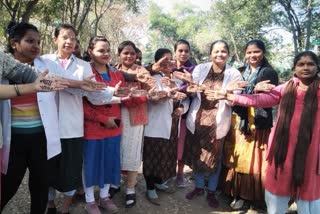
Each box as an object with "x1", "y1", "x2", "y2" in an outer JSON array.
[{"x1": 103, "y1": 117, "x2": 118, "y2": 129}]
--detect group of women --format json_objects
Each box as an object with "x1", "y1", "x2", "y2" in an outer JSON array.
[{"x1": 0, "y1": 21, "x2": 319, "y2": 214}]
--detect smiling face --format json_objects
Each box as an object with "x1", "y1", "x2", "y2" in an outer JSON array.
[
  {"x1": 54, "y1": 28, "x2": 76, "y2": 58},
  {"x1": 89, "y1": 40, "x2": 111, "y2": 66},
  {"x1": 210, "y1": 42, "x2": 229, "y2": 66},
  {"x1": 119, "y1": 45, "x2": 137, "y2": 67},
  {"x1": 294, "y1": 55, "x2": 318, "y2": 81},
  {"x1": 11, "y1": 30, "x2": 40, "y2": 64},
  {"x1": 175, "y1": 43, "x2": 190, "y2": 64},
  {"x1": 245, "y1": 44, "x2": 264, "y2": 68}
]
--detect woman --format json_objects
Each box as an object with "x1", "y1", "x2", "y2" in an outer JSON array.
[
  {"x1": 208, "y1": 50, "x2": 320, "y2": 214},
  {"x1": 82, "y1": 36, "x2": 149, "y2": 214},
  {"x1": 42, "y1": 24, "x2": 117, "y2": 214},
  {"x1": 172, "y1": 39, "x2": 195, "y2": 187},
  {"x1": 0, "y1": 22, "x2": 70, "y2": 213},
  {"x1": 182, "y1": 40, "x2": 242, "y2": 208},
  {"x1": 221, "y1": 39, "x2": 279, "y2": 209},
  {"x1": 111, "y1": 41, "x2": 153, "y2": 208},
  {"x1": 143, "y1": 48, "x2": 187, "y2": 205}
]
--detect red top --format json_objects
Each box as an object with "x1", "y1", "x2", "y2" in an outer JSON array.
[
  {"x1": 83, "y1": 65, "x2": 147, "y2": 140},
  {"x1": 233, "y1": 78, "x2": 320, "y2": 201}
]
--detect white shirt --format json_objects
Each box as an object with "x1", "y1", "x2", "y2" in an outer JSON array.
[
  {"x1": 144, "y1": 74, "x2": 173, "y2": 139},
  {"x1": 42, "y1": 54, "x2": 94, "y2": 138},
  {"x1": 0, "y1": 57, "x2": 62, "y2": 174}
]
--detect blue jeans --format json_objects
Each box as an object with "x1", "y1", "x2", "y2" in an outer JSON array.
[
  {"x1": 194, "y1": 160, "x2": 222, "y2": 192},
  {"x1": 265, "y1": 190, "x2": 320, "y2": 214}
]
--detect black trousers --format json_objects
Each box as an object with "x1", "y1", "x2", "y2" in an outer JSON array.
[
  {"x1": 144, "y1": 175, "x2": 163, "y2": 190},
  {"x1": 1, "y1": 131, "x2": 48, "y2": 214}
]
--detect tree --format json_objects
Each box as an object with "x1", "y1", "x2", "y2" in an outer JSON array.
[
  {"x1": 273, "y1": 0, "x2": 320, "y2": 54},
  {"x1": 211, "y1": 0, "x2": 274, "y2": 63},
  {"x1": 147, "y1": 2, "x2": 213, "y2": 64}
]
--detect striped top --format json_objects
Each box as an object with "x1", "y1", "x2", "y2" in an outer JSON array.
[{"x1": 11, "y1": 93, "x2": 43, "y2": 132}]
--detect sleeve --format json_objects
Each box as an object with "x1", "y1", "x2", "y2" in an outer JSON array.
[
  {"x1": 233, "y1": 84, "x2": 283, "y2": 108},
  {"x1": 85, "y1": 88, "x2": 119, "y2": 105},
  {"x1": 1, "y1": 52, "x2": 39, "y2": 83},
  {"x1": 258, "y1": 67, "x2": 279, "y2": 86},
  {"x1": 83, "y1": 98, "x2": 109, "y2": 123},
  {"x1": 121, "y1": 96, "x2": 148, "y2": 108}
]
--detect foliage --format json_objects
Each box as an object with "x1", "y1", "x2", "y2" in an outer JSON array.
[
  {"x1": 0, "y1": 0, "x2": 141, "y2": 58},
  {"x1": 146, "y1": 2, "x2": 214, "y2": 64},
  {"x1": 211, "y1": 0, "x2": 275, "y2": 64}
]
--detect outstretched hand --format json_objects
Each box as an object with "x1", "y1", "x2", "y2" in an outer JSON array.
[
  {"x1": 35, "y1": 70, "x2": 70, "y2": 91},
  {"x1": 167, "y1": 87, "x2": 186, "y2": 101},
  {"x1": 80, "y1": 75, "x2": 107, "y2": 92},
  {"x1": 151, "y1": 56, "x2": 175, "y2": 74},
  {"x1": 172, "y1": 69, "x2": 193, "y2": 84},
  {"x1": 254, "y1": 80, "x2": 275, "y2": 93},
  {"x1": 204, "y1": 89, "x2": 227, "y2": 101},
  {"x1": 186, "y1": 84, "x2": 205, "y2": 93},
  {"x1": 225, "y1": 80, "x2": 249, "y2": 93},
  {"x1": 160, "y1": 76, "x2": 177, "y2": 89},
  {"x1": 136, "y1": 70, "x2": 156, "y2": 87},
  {"x1": 147, "y1": 86, "x2": 167, "y2": 101}
]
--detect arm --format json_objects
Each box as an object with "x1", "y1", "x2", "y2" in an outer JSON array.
[
  {"x1": 228, "y1": 86, "x2": 282, "y2": 108},
  {"x1": 0, "y1": 84, "x2": 38, "y2": 99},
  {"x1": 1, "y1": 51, "x2": 39, "y2": 83}
]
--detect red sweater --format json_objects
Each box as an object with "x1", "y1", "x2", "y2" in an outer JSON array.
[{"x1": 83, "y1": 65, "x2": 147, "y2": 140}]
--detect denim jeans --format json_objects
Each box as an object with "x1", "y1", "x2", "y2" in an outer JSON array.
[
  {"x1": 194, "y1": 160, "x2": 222, "y2": 192},
  {"x1": 265, "y1": 190, "x2": 320, "y2": 214}
]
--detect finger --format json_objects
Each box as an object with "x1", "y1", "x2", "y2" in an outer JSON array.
[
  {"x1": 41, "y1": 69, "x2": 50, "y2": 77},
  {"x1": 148, "y1": 86, "x2": 157, "y2": 93},
  {"x1": 115, "y1": 81, "x2": 122, "y2": 88}
]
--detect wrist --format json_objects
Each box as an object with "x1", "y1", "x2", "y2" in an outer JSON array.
[{"x1": 14, "y1": 84, "x2": 22, "y2": 96}]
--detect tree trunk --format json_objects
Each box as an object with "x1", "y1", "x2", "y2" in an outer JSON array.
[
  {"x1": 305, "y1": 0, "x2": 313, "y2": 50},
  {"x1": 21, "y1": 0, "x2": 39, "y2": 22}
]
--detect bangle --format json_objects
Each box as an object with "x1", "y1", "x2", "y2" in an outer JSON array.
[{"x1": 14, "y1": 84, "x2": 21, "y2": 96}]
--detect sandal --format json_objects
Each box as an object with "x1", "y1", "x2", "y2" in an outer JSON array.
[
  {"x1": 109, "y1": 187, "x2": 120, "y2": 199},
  {"x1": 145, "y1": 192, "x2": 160, "y2": 206},
  {"x1": 125, "y1": 193, "x2": 136, "y2": 208}
]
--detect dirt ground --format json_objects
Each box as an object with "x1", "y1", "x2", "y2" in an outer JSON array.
[{"x1": 2, "y1": 168, "x2": 297, "y2": 214}]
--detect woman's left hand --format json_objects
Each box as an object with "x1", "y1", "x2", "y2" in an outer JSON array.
[
  {"x1": 204, "y1": 89, "x2": 227, "y2": 101},
  {"x1": 35, "y1": 70, "x2": 70, "y2": 91},
  {"x1": 80, "y1": 75, "x2": 107, "y2": 92},
  {"x1": 172, "y1": 69, "x2": 193, "y2": 84},
  {"x1": 254, "y1": 80, "x2": 275, "y2": 93}
]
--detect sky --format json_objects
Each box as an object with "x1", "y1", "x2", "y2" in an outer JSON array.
[{"x1": 154, "y1": 0, "x2": 212, "y2": 12}]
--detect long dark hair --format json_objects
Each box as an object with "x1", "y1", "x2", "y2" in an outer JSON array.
[
  {"x1": 6, "y1": 22, "x2": 39, "y2": 54},
  {"x1": 273, "y1": 51, "x2": 320, "y2": 190}
]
